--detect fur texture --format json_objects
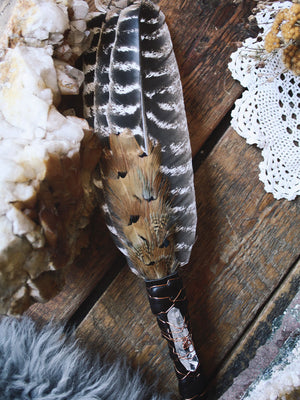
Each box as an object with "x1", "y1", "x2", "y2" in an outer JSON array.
[{"x1": 0, "y1": 317, "x2": 169, "y2": 400}]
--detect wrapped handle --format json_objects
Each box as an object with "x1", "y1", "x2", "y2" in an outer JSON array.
[{"x1": 146, "y1": 272, "x2": 206, "y2": 399}]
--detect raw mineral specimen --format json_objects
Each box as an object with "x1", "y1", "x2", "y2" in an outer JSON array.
[{"x1": 0, "y1": 0, "x2": 101, "y2": 315}]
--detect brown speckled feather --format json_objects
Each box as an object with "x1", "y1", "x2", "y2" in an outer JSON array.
[
  {"x1": 100, "y1": 129, "x2": 176, "y2": 280},
  {"x1": 84, "y1": 0, "x2": 197, "y2": 278}
]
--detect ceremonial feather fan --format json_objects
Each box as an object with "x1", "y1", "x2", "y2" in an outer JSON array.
[{"x1": 83, "y1": 1, "x2": 205, "y2": 398}]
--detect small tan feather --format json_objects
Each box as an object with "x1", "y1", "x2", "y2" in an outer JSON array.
[{"x1": 100, "y1": 129, "x2": 176, "y2": 280}]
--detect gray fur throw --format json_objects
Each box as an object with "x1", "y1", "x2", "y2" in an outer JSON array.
[{"x1": 0, "y1": 317, "x2": 169, "y2": 400}]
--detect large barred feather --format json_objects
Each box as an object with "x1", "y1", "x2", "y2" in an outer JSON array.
[{"x1": 83, "y1": 0, "x2": 197, "y2": 279}]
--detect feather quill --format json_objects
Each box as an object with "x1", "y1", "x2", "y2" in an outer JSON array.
[{"x1": 83, "y1": 1, "x2": 204, "y2": 398}]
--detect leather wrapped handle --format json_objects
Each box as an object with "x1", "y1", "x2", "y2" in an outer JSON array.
[{"x1": 145, "y1": 272, "x2": 206, "y2": 400}]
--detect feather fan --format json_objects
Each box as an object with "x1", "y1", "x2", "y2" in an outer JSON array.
[{"x1": 83, "y1": 1, "x2": 205, "y2": 398}]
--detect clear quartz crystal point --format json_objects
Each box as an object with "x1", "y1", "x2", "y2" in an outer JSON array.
[{"x1": 167, "y1": 307, "x2": 199, "y2": 371}]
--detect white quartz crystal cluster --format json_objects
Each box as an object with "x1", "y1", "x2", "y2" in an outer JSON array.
[{"x1": 0, "y1": 0, "x2": 100, "y2": 315}]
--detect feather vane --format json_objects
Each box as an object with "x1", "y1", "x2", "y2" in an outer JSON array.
[
  {"x1": 101, "y1": 129, "x2": 175, "y2": 279},
  {"x1": 85, "y1": 0, "x2": 197, "y2": 278}
]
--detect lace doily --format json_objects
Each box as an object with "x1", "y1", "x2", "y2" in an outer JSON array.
[{"x1": 228, "y1": 1, "x2": 300, "y2": 201}]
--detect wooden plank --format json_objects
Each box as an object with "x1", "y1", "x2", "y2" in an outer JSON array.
[
  {"x1": 26, "y1": 210, "x2": 122, "y2": 324},
  {"x1": 213, "y1": 260, "x2": 300, "y2": 399},
  {"x1": 27, "y1": 0, "x2": 257, "y2": 324},
  {"x1": 76, "y1": 268, "x2": 176, "y2": 395},
  {"x1": 182, "y1": 129, "x2": 299, "y2": 375},
  {"x1": 159, "y1": 0, "x2": 258, "y2": 154},
  {"x1": 76, "y1": 127, "x2": 300, "y2": 398}
]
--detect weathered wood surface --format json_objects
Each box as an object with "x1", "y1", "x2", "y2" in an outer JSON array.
[
  {"x1": 27, "y1": 0, "x2": 257, "y2": 325},
  {"x1": 214, "y1": 260, "x2": 300, "y2": 399},
  {"x1": 76, "y1": 127, "x2": 300, "y2": 397},
  {"x1": 158, "y1": 0, "x2": 258, "y2": 154},
  {"x1": 26, "y1": 211, "x2": 122, "y2": 324}
]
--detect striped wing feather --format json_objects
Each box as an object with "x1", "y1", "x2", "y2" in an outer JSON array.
[{"x1": 84, "y1": 0, "x2": 197, "y2": 278}]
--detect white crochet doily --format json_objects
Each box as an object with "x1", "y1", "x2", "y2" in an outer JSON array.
[{"x1": 228, "y1": 1, "x2": 300, "y2": 201}]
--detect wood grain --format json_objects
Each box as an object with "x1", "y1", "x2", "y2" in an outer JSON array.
[
  {"x1": 76, "y1": 269, "x2": 176, "y2": 395},
  {"x1": 76, "y1": 127, "x2": 300, "y2": 397},
  {"x1": 213, "y1": 260, "x2": 300, "y2": 399},
  {"x1": 26, "y1": 210, "x2": 123, "y2": 324},
  {"x1": 159, "y1": 0, "x2": 258, "y2": 155},
  {"x1": 183, "y1": 129, "x2": 299, "y2": 375}
]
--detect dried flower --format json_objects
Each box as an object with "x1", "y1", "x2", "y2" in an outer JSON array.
[
  {"x1": 283, "y1": 44, "x2": 300, "y2": 74},
  {"x1": 264, "y1": 2, "x2": 300, "y2": 75}
]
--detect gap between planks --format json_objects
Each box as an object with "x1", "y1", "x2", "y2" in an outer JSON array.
[
  {"x1": 208, "y1": 255, "x2": 300, "y2": 399},
  {"x1": 212, "y1": 258, "x2": 300, "y2": 399},
  {"x1": 64, "y1": 260, "x2": 126, "y2": 332}
]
